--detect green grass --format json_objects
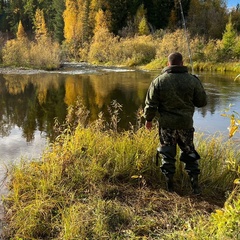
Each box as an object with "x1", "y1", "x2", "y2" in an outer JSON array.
[{"x1": 2, "y1": 101, "x2": 240, "y2": 239}]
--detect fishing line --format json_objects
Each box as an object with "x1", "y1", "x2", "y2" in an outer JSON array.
[{"x1": 178, "y1": 0, "x2": 194, "y2": 75}]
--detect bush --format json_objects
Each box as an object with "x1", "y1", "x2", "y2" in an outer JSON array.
[
  {"x1": 155, "y1": 29, "x2": 189, "y2": 61},
  {"x1": 29, "y1": 37, "x2": 60, "y2": 70},
  {"x1": 2, "y1": 39, "x2": 30, "y2": 67},
  {"x1": 118, "y1": 36, "x2": 156, "y2": 66},
  {"x1": 2, "y1": 37, "x2": 60, "y2": 70}
]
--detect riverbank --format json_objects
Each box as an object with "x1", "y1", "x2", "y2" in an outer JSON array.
[
  {"x1": 1, "y1": 59, "x2": 240, "y2": 75},
  {"x1": 1, "y1": 102, "x2": 239, "y2": 239}
]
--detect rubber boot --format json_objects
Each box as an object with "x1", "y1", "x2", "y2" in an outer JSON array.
[
  {"x1": 190, "y1": 175, "x2": 201, "y2": 195},
  {"x1": 165, "y1": 174, "x2": 174, "y2": 192}
]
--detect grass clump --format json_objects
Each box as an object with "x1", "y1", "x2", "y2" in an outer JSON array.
[{"x1": 2, "y1": 101, "x2": 240, "y2": 239}]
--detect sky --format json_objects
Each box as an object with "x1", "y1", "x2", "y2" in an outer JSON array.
[{"x1": 227, "y1": 0, "x2": 239, "y2": 8}]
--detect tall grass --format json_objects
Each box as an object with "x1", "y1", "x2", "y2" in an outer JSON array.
[{"x1": 2, "y1": 101, "x2": 240, "y2": 239}]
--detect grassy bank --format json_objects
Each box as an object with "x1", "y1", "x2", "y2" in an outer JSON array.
[
  {"x1": 2, "y1": 101, "x2": 240, "y2": 239},
  {"x1": 142, "y1": 59, "x2": 240, "y2": 73}
]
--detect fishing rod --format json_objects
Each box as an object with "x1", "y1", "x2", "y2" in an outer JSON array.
[
  {"x1": 178, "y1": 0, "x2": 194, "y2": 74},
  {"x1": 234, "y1": 74, "x2": 240, "y2": 81}
]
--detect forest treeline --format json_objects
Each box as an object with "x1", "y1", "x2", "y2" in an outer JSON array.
[{"x1": 0, "y1": 0, "x2": 240, "y2": 70}]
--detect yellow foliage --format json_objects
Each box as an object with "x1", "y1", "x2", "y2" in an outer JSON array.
[
  {"x1": 94, "y1": 9, "x2": 109, "y2": 35},
  {"x1": 16, "y1": 21, "x2": 27, "y2": 40},
  {"x1": 34, "y1": 8, "x2": 48, "y2": 40},
  {"x1": 228, "y1": 115, "x2": 239, "y2": 138},
  {"x1": 156, "y1": 29, "x2": 189, "y2": 60}
]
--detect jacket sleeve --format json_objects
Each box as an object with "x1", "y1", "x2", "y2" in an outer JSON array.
[
  {"x1": 193, "y1": 77, "x2": 207, "y2": 108},
  {"x1": 144, "y1": 79, "x2": 160, "y2": 121}
]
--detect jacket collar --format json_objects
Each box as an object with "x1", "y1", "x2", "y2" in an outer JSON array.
[{"x1": 162, "y1": 65, "x2": 188, "y2": 74}]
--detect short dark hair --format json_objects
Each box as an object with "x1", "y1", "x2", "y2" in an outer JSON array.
[{"x1": 168, "y1": 52, "x2": 183, "y2": 65}]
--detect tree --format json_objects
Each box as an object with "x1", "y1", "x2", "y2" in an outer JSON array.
[
  {"x1": 16, "y1": 20, "x2": 27, "y2": 40},
  {"x1": 143, "y1": 0, "x2": 175, "y2": 30},
  {"x1": 188, "y1": 0, "x2": 227, "y2": 39},
  {"x1": 221, "y1": 16, "x2": 237, "y2": 59},
  {"x1": 230, "y1": 4, "x2": 240, "y2": 33},
  {"x1": 64, "y1": 0, "x2": 91, "y2": 44},
  {"x1": 89, "y1": 9, "x2": 117, "y2": 63},
  {"x1": 0, "y1": 0, "x2": 9, "y2": 31},
  {"x1": 138, "y1": 16, "x2": 150, "y2": 35},
  {"x1": 168, "y1": 9, "x2": 178, "y2": 30},
  {"x1": 34, "y1": 8, "x2": 48, "y2": 40},
  {"x1": 52, "y1": 0, "x2": 65, "y2": 43}
]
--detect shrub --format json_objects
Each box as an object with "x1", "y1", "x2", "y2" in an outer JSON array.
[
  {"x1": 2, "y1": 39, "x2": 30, "y2": 67},
  {"x1": 88, "y1": 28, "x2": 119, "y2": 64},
  {"x1": 2, "y1": 37, "x2": 60, "y2": 70},
  {"x1": 155, "y1": 29, "x2": 189, "y2": 61},
  {"x1": 118, "y1": 35, "x2": 156, "y2": 66},
  {"x1": 29, "y1": 37, "x2": 60, "y2": 70}
]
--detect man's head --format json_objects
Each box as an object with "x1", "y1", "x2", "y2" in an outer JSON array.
[{"x1": 168, "y1": 52, "x2": 183, "y2": 66}]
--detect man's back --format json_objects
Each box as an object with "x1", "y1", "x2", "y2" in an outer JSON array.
[{"x1": 144, "y1": 65, "x2": 207, "y2": 129}]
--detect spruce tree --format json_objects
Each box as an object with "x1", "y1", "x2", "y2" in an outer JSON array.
[{"x1": 222, "y1": 16, "x2": 237, "y2": 58}]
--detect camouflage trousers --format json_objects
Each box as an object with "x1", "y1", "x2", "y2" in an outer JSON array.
[{"x1": 157, "y1": 127, "x2": 200, "y2": 176}]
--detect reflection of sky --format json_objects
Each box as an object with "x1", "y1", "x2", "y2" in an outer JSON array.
[
  {"x1": 0, "y1": 126, "x2": 47, "y2": 200},
  {"x1": 194, "y1": 110, "x2": 230, "y2": 135},
  {"x1": 0, "y1": 126, "x2": 46, "y2": 164}
]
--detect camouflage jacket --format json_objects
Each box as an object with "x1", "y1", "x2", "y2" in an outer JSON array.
[{"x1": 144, "y1": 65, "x2": 207, "y2": 129}]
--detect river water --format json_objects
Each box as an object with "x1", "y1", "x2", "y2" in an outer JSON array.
[
  {"x1": 0, "y1": 64, "x2": 240, "y2": 230},
  {"x1": 0, "y1": 63, "x2": 240, "y2": 166}
]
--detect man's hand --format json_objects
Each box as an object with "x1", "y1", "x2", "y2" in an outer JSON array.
[{"x1": 145, "y1": 121, "x2": 152, "y2": 130}]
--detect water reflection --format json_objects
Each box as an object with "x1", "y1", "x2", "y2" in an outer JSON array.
[{"x1": 0, "y1": 66, "x2": 240, "y2": 162}]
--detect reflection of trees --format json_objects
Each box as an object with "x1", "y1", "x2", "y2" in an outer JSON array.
[
  {"x1": 0, "y1": 70, "x2": 154, "y2": 142},
  {"x1": 0, "y1": 70, "x2": 235, "y2": 143},
  {"x1": 0, "y1": 74, "x2": 66, "y2": 142}
]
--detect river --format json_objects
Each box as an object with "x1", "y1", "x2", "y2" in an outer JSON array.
[
  {"x1": 0, "y1": 63, "x2": 240, "y2": 166},
  {"x1": 0, "y1": 64, "x2": 240, "y2": 231}
]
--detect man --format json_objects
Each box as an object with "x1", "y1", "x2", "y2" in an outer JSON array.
[{"x1": 144, "y1": 52, "x2": 207, "y2": 194}]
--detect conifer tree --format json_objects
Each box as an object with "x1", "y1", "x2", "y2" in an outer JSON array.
[
  {"x1": 63, "y1": 0, "x2": 78, "y2": 43},
  {"x1": 52, "y1": 0, "x2": 65, "y2": 43},
  {"x1": 135, "y1": 4, "x2": 146, "y2": 28},
  {"x1": 168, "y1": 9, "x2": 178, "y2": 30},
  {"x1": 138, "y1": 16, "x2": 150, "y2": 35},
  {"x1": 63, "y1": 0, "x2": 91, "y2": 46},
  {"x1": 89, "y1": 9, "x2": 116, "y2": 63},
  {"x1": 34, "y1": 8, "x2": 48, "y2": 40},
  {"x1": 16, "y1": 20, "x2": 27, "y2": 40},
  {"x1": 93, "y1": 8, "x2": 109, "y2": 35},
  {"x1": 222, "y1": 16, "x2": 237, "y2": 57}
]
